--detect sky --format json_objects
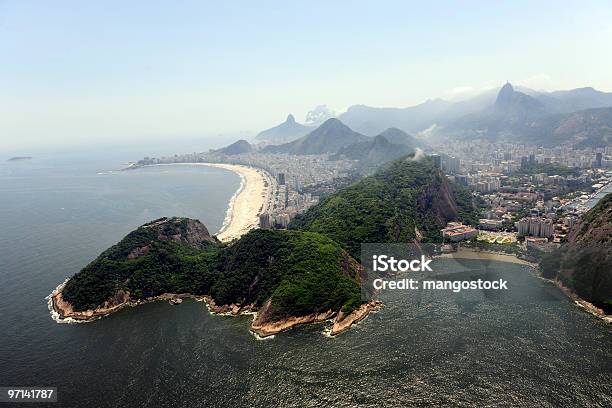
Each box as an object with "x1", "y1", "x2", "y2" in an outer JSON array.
[{"x1": 1, "y1": 0, "x2": 612, "y2": 153}]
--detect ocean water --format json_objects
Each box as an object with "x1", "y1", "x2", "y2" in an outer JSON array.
[{"x1": 0, "y1": 156, "x2": 610, "y2": 408}]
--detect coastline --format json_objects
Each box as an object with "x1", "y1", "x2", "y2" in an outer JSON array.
[
  {"x1": 435, "y1": 247, "x2": 537, "y2": 267},
  {"x1": 47, "y1": 281, "x2": 206, "y2": 323},
  {"x1": 146, "y1": 163, "x2": 274, "y2": 242},
  {"x1": 49, "y1": 281, "x2": 380, "y2": 336},
  {"x1": 436, "y1": 247, "x2": 611, "y2": 324}
]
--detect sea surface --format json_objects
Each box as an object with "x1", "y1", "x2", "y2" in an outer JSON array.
[{"x1": 0, "y1": 156, "x2": 611, "y2": 408}]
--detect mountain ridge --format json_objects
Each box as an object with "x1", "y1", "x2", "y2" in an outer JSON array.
[{"x1": 262, "y1": 118, "x2": 370, "y2": 155}]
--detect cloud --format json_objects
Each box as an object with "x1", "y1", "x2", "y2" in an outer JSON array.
[
  {"x1": 450, "y1": 86, "x2": 474, "y2": 95},
  {"x1": 408, "y1": 147, "x2": 426, "y2": 162},
  {"x1": 416, "y1": 124, "x2": 438, "y2": 139}
]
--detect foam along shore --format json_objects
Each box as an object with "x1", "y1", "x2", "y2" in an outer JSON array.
[
  {"x1": 153, "y1": 163, "x2": 273, "y2": 242},
  {"x1": 48, "y1": 280, "x2": 203, "y2": 323},
  {"x1": 51, "y1": 280, "x2": 382, "y2": 337},
  {"x1": 248, "y1": 299, "x2": 383, "y2": 338},
  {"x1": 437, "y1": 247, "x2": 611, "y2": 323}
]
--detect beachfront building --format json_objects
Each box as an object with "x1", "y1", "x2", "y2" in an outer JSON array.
[
  {"x1": 478, "y1": 218, "x2": 504, "y2": 231},
  {"x1": 515, "y1": 217, "x2": 554, "y2": 238},
  {"x1": 441, "y1": 222, "x2": 478, "y2": 242}
]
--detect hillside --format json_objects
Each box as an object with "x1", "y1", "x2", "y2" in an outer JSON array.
[
  {"x1": 255, "y1": 114, "x2": 313, "y2": 143},
  {"x1": 55, "y1": 218, "x2": 363, "y2": 333},
  {"x1": 214, "y1": 139, "x2": 254, "y2": 155},
  {"x1": 332, "y1": 134, "x2": 415, "y2": 172},
  {"x1": 262, "y1": 118, "x2": 369, "y2": 155},
  {"x1": 435, "y1": 84, "x2": 612, "y2": 147},
  {"x1": 540, "y1": 193, "x2": 612, "y2": 313},
  {"x1": 338, "y1": 99, "x2": 454, "y2": 136},
  {"x1": 291, "y1": 154, "x2": 476, "y2": 257},
  {"x1": 337, "y1": 84, "x2": 612, "y2": 147}
]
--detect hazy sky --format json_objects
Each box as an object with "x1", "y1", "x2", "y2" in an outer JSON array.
[{"x1": 2, "y1": 1, "x2": 612, "y2": 153}]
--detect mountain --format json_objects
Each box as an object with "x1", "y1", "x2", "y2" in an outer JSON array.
[
  {"x1": 532, "y1": 87, "x2": 612, "y2": 114},
  {"x1": 53, "y1": 217, "x2": 364, "y2": 335},
  {"x1": 215, "y1": 139, "x2": 253, "y2": 155},
  {"x1": 262, "y1": 118, "x2": 370, "y2": 155},
  {"x1": 438, "y1": 84, "x2": 612, "y2": 147},
  {"x1": 338, "y1": 84, "x2": 612, "y2": 147},
  {"x1": 255, "y1": 114, "x2": 313, "y2": 143},
  {"x1": 291, "y1": 154, "x2": 477, "y2": 257},
  {"x1": 540, "y1": 194, "x2": 612, "y2": 313},
  {"x1": 449, "y1": 83, "x2": 547, "y2": 134},
  {"x1": 332, "y1": 132, "x2": 417, "y2": 172},
  {"x1": 338, "y1": 99, "x2": 453, "y2": 136},
  {"x1": 377, "y1": 128, "x2": 420, "y2": 148},
  {"x1": 525, "y1": 107, "x2": 612, "y2": 147},
  {"x1": 493, "y1": 82, "x2": 547, "y2": 118}
]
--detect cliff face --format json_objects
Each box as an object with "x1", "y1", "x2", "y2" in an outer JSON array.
[
  {"x1": 541, "y1": 193, "x2": 612, "y2": 313},
  {"x1": 567, "y1": 195, "x2": 612, "y2": 244},
  {"x1": 418, "y1": 170, "x2": 459, "y2": 226}
]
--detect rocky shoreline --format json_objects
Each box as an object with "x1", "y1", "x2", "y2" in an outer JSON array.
[
  {"x1": 50, "y1": 286, "x2": 382, "y2": 336},
  {"x1": 546, "y1": 279, "x2": 612, "y2": 324},
  {"x1": 437, "y1": 247, "x2": 610, "y2": 324},
  {"x1": 50, "y1": 284, "x2": 204, "y2": 322}
]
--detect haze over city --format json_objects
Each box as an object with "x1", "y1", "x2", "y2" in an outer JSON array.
[{"x1": 2, "y1": 0, "x2": 612, "y2": 153}]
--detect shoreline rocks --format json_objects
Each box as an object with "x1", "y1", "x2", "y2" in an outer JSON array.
[{"x1": 51, "y1": 287, "x2": 381, "y2": 337}]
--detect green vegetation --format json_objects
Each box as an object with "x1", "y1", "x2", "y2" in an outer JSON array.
[
  {"x1": 291, "y1": 155, "x2": 477, "y2": 258},
  {"x1": 539, "y1": 193, "x2": 612, "y2": 312},
  {"x1": 63, "y1": 155, "x2": 479, "y2": 322},
  {"x1": 62, "y1": 220, "x2": 361, "y2": 318}
]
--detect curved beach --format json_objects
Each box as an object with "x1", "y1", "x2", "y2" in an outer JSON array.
[{"x1": 178, "y1": 163, "x2": 272, "y2": 242}]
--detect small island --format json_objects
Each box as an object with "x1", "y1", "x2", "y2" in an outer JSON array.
[{"x1": 7, "y1": 156, "x2": 32, "y2": 161}]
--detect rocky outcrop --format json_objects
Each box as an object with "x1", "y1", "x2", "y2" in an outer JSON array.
[
  {"x1": 251, "y1": 304, "x2": 335, "y2": 337},
  {"x1": 147, "y1": 217, "x2": 218, "y2": 248},
  {"x1": 540, "y1": 193, "x2": 612, "y2": 314},
  {"x1": 330, "y1": 301, "x2": 383, "y2": 336},
  {"x1": 418, "y1": 170, "x2": 459, "y2": 226},
  {"x1": 249, "y1": 299, "x2": 382, "y2": 337},
  {"x1": 52, "y1": 287, "x2": 131, "y2": 320}
]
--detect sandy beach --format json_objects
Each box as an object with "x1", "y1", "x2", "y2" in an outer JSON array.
[
  {"x1": 186, "y1": 163, "x2": 272, "y2": 242},
  {"x1": 436, "y1": 247, "x2": 536, "y2": 266}
]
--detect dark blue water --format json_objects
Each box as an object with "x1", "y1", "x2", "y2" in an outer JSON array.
[{"x1": 0, "y1": 156, "x2": 610, "y2": 408}]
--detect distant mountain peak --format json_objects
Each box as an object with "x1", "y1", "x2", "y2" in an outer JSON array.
[
  {"x1": 318, "y1": 117, "x2": 343, "y2": 129},
  {"x1": 215, "y1": 139, "x2": 253, "y2": 155},
  {"x1": 255, "y1": 114, "x2": 312, "y2": 143},
  {"x1": 262, "y1": 118, "x2": 368, "y2": 155},
  {"x1": 495, "y1": 82, "x2": 515, "y2": 108}
]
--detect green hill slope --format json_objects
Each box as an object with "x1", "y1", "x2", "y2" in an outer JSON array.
[
  {"x1": 540, "y1": 193, "x2": 612, "y2": 312},
  {"x1": 60, "y1": 218, "x2": 362, "y2": 321},
  {"x1": 291, "y1": 155, "x2": 476, "y2": 257}
]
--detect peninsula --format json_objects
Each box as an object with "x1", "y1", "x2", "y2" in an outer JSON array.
[
  {"x1": 50, "y1": 154, "x2": 477, "y2": 336},
  {"x1": 51, "y1": 217, "x2": 369, "y2": 336}
]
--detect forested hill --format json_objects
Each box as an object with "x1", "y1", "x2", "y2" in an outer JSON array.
[
  {"x1": 290, "y1": 154, "x2": 477, "y2": 257},
  {"x1": 60, "y1": 219, "x2": 362, "y2": 321},
  {"x1": 540, "y1": 193, "x2": 612, "y2": 313}
]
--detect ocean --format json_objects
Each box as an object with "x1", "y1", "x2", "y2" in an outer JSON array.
[{"x1": 0, "y1": 155, "x2": 610, "y2": 407}]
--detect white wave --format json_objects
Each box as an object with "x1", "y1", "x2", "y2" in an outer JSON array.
[
  {"x1": 250, "y1": 331, "x2": 275, "y2": 341},
  {"x1": 216, "y1": 171, "x2": 246, "y2": 236},
  {"x1": 46, "y1": 279, "x2": 97, "y2": 324}
]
